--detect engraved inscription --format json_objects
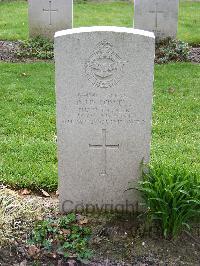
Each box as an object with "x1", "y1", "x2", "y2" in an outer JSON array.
[
  {"x1": 62, "y1": 92, "x2": 145, "y2": 126},
  {"x1": 89, "y1": 129, "x2": 119, "y2": 176},
  {"x1": 43, "y1": 0, "x2": 58, "y2": 25},
  {"x1": 85, "y1": 40, "x2": 127, "y2": 88}
]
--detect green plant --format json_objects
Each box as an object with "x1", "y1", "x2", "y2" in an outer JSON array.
[
  {"x1": 155, "y1": 38, "x2": 190, "y2": 64},
  {"x1": 28, "y1": 213, "x2": 92, "y2": 262},
  {"x1": 136, "y1": 168, "x2": 200, "y2": 238},
  {"x1": 16, "y1": 37, "x2": 54, "y2": 60}
]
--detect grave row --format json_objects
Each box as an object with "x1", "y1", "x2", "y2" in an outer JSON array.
[{"x1": 28, "y1": 0, "x2": 179, "y2": 40}]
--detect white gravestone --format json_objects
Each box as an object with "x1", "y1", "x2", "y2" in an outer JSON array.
[
  {"x1": 134, "y1": 0, "x2": 179, "y2": 40},
  {"x1": 28, "y1": 0, "x2": 73, "y2": 40},
  {"x1": 55, "y1": 27, "x2": 155, "y2": 213}
]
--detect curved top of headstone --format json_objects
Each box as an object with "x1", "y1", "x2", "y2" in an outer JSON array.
[{"x1": 54, "y1": 26, "x2": 155, "y2": 39}]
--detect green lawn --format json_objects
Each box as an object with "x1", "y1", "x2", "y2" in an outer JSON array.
[
  {"x1": 0, "y1": 62, "x2": 199, "y2": 191},
  {"x1": 0, "y1": 63, "x2": 57, "y2": 190},
  {"x1": 178, "y1": 1, "x2": 200, "y2": 44},
  {"x1": 0, "y1": 0, "x2": 199, "y2": 44}
]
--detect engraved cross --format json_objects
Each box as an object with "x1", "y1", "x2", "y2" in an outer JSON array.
[
  {"x1": 149, "y1": 2, "x2": 164, "y2": 29},
  {"x1": 43, "y1": 1, "x2": 58, "y2": 25},
  {"x1": 89, "y1": 129, "x2": 119, "y2": 176}
]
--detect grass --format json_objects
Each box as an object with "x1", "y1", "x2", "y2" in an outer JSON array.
[
  {"x1": 151, "y1": 63, "x2": 200, "y2": 176},
  {"x1": 0, "y1": 0, "x2": 28, "y2": 41},
  {"x1": 0, "y1": 62, "x2": 199, "y2": 191},
  {"x1": 0, "y1": 0, "x2": 199, "y2": 44},
  {"x1": 178, "y1": 1, "x2": 200, "y2": 44},
  {"x1": 74, "y1": 1, "x2": 133, "y2": 28},
  {"x1": 0, "y1": 63, "x2": 57, "y2": 190}
]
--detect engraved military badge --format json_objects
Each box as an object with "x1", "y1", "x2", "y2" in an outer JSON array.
[{"x1": 85, "y1": 40, "x2": 127, "y2": 88}]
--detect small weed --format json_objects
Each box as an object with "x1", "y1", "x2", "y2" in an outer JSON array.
[
  {"x1": 135, "y1": 167, "x2": 200, "y2": 239},
  {"x1": 28, "y1": 213, "x2": 92, "y2": 262},
  {"x1": 155, "y1": 38, "x2": 190, "y2": 64},
  {"x1": 16, "y1": 37, "x2": 54, "y2": 60}
]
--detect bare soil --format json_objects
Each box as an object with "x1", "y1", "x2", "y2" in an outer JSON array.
[
  {"x1": 188, "y1": 47, "x2": 200, "y2": 63},
  {"x1": 0, "y1": 188, "x2": 200, "y2": 266}
]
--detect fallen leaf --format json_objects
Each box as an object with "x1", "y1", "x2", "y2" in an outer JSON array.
[
  {"x1": 50, "y1": 223, "x2": 58, "y2": 227},
  {"x1": 20, "y1": 72, "x2": 30, "y2": 77},
  {"x1": 20, "y1": 189, "x2": 31, "y2": 195},
  {"x1": 46, "y1": 252, "x2": 57, "y2": 258},
  {"x1": 40, "y1": 189, "x2": 50, "y2": 197},
  {"x1": 36, "y1": 215, "x2": 43, "y2": 221},
  {"x1": 78, "y1": 217, "x2": 88, "y2": 225},
  {"x1": 168, "y1": 87, "x2": 175, "y2": 94},
  {"x1": 62, "y1": 229, "x2": 71, "y2": 236},
  {"x1": 56, "y1": 190, "x2": 59, "y2": 196},
  {"x1": 28, "y1": 245, "x2": 40, "y2": 257}
]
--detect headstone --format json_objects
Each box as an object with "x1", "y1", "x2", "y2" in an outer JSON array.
[
  {"x1": 28, "y1": 0, "x2": 73, "y2": 40},
  {"x1": 134, "y1": 0, "x2": 179, "y2": 40},
  {"x1": 55, "y1": 27, "x2": 155, "y2": 213}
]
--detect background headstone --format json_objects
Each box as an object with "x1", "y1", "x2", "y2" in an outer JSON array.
[
  {"x1": 134, "y1": 0, "x2": 179, "y2": 40},
  {"x1": 28, "y1": 0, "x2": 73, "y2": 40},
  {"x1": 55, "y1": 27, "x2": 155, "y2": 213}
]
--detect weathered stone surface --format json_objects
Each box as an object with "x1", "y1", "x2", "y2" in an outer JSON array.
[
  {"x1": 28, "y1": 0, "x2": 73, "y2": 40},
  {"x1": 134, "y1": 0, "x2": 179, "y2": 40},
  {"x1": 55, "y1": 27, "x2": 155, "y2": 213}
]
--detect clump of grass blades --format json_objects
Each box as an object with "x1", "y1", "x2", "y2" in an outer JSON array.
[{"x1": 137, "y1": 169, "x2": 200, "y2": 238}]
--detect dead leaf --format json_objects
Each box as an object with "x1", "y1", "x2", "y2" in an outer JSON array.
[
  {"x1": 36, "y1": 215, "x2": 43, "y2": 221},
  {"x1": 28, "y1": 245, "x2": 40, "y2": 257},
  {"x1": 20, "y1": 189, "x2": 31, "y2": 195},
  {"x1": 50, "y1": 223, "x2": 58, "y2": 227},
  {"x1": 46, "y1": 252, "x2": 57, "y2": 258},
  {"x1": 40, "y1": 189, "x2": 50, "y2": 197},
  {"x1": 20, "y1": 72, "x2": 30, "y2": 77},
  {"x1": 56, "y1": 190, "x2": 59, "y2": 196},
  {"x1": 168, "y1": 87, "x2": 175, "y2": 94},
  {"x1": 62, "y1": 229, "x2": 71, "y2": 236},
  {"x1": 78, "y1": 217, "x2": 88, "y2": 225}
]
